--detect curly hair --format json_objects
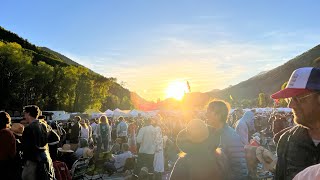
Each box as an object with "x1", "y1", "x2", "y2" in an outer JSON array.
[
  {"x1": 23, "y1": 105, "x2": 41, "y2": 119},
  {"x1": 0, "y1": 111, "x2": 11, "y2": 129}
]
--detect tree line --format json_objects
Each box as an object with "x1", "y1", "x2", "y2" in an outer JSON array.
[{"x1": 0, "y1": 41, "x2": 133, "y2": 112}]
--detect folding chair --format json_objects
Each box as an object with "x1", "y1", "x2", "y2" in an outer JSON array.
[{"x1": 70, "y1": 158, "x2": 90, "y2": 180}]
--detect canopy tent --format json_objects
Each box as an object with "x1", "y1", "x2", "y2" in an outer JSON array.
[
  {"x1": 145, "y1": 110, "x2": 160, "y2": 117},
  {"x1": 104, "y1": 109, "x2": 114, "y2": 116},
  {"x1": 129, "y1": 109, "x2": 145, "y2": 117},
  {"x1": 91, "y1": 113, "x2": 106, "y2": 119},
  {"x1": 231, "y1": 108, "x2": 292, "y2": 114},
  {"x1": 113, "y1": 108, "x2": 128, "y2": 117}
]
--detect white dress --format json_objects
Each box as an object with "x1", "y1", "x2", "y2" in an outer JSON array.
[{"x1": 153, "y1": 126, "x2": 164, "y2": 173}]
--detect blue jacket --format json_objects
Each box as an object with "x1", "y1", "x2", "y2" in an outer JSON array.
[{"x1": 217, "y1": 125, "x2": 248, "y2": 180}]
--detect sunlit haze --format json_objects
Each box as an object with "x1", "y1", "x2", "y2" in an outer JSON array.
[
  {"x1": 165, "y1": 81, "x2": 190, "y2": 100},
  {"x1": 2, "y1": 1, "x2": 320, "y2": 100}
]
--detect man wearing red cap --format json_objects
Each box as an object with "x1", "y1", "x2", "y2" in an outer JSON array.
[{"x1": 271, "y1": 67, "x2": 320, "y2": 180}]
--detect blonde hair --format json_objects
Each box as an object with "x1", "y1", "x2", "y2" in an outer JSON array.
[{"x1": 99, "y1": 115, "x2": 109, "y2": 125}]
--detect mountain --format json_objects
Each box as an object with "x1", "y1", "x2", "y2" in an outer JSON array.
[
  {"x1": 40, "y1": 47, "x2": 81, "y2": 66},
  {"x1": 209, "y1": 44, "x2": 320, "y2": 100},
  {"x1": 176, "y1": 45, "x2": 320, "y2": 109},
  {"x1": 0, "y1": 26, "x2": 147, "y2": 111}
]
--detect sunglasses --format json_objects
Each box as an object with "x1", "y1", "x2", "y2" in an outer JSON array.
[{"x1": 285, "y1": 92, "x2": 319, "y2": 104}]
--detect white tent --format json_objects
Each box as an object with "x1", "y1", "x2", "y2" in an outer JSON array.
[
  {"x1": 129, "y1": 109, "x2": 144, "y2": 117},
  {"x1": 146, "y1": 110, "x2": 159, "y2": 117},
  {"x1": 104, "y1": 109, "x2": 114, "y2": 116},
  {"x1": 113, "y1": 108, "x2": 127, "y2": 117},
  {"x1": 275, "y1": 108, "x2": 292, "y2": 113},
  {"x1": 44, "y1": 111, "x2": 70, "y2": 121},
  {"x1": 91, "y1": 113, "x2": 106, "y2": 119}
]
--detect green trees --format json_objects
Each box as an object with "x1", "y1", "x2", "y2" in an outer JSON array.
[
  {"x1": 258, "y1": 93, "x2": 266, "y2": 107},
  {"x1": 0, "y1": 42, "x2": 33, "y2": 109},
  {"x1": 0, "y1": 41, "x2": 133, "y2": 112}
]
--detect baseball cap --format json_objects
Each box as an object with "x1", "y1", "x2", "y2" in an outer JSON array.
[{"x1": 271, "y1": 67, "x2": 320, "y2": 99}]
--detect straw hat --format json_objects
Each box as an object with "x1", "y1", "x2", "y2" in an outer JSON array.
[
  {"x1": 256, "y1": 146, "x2": 277, "y2": 171},
  {"x1": 176, "y1": 119, "x2": 211, "y2": 155},
  {"x1": 83, "y1": 147, "x2": 94, "y2": 158},
  {"x1": 10, "y1": 123, "x2": 24, "y2": 136},
  {"x1": 58, "y1": 144, "x2": 74, "y2": 153},
  {"x1": 185, "y1": 119, "x2": 209, "y2": 143}
]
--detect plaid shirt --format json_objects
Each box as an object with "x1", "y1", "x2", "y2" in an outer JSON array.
[{"x1": 275, "y1": 125, "x2": 320, "y2": 180}]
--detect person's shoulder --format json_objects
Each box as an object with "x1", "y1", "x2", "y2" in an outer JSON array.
[
  {"x1": 277, "y1": 126, "x2": 302, "y2": 147},
  {"x1": 0, "y1": 128, "x2": 15, "y2": 137},
  {"x1": 293, "y1": 163, "x2": 320, "y2": 180},
  {"x1": 222, "y1": 125, "x2": 238, "y2": 135},
  {"x1": 221, "y1": 126, "x2": 242, "y2": 141},
  {"x1": 283, "y1": 125, "x2": 304, "y2": 137}
]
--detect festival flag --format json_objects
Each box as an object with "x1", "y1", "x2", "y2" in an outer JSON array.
[{"x1": 187, "y1": 81, "x2": 191, "y2": 93}]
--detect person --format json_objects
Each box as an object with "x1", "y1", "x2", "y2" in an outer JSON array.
[
  {"x1": 293, "y1": 163, "x2": 320, "y2": 180},
  {"x1": 206, "y1": 100, "x2": 248, "y2": 180},
  {"x1": 170, "y1": 119, "x2": 223, "y2": 180},
  {"x1": 127, "y1": 118, "x2": 138, "y2": 154},
  {"x1": 50, "y1": 121, "x2": 66, "y2": 146},
  {"x1": 90, "y1": 118, "x2": 98, "y2": 145},
  {"x1": 228, "y1": 109, "x2": 240, "y2": 128},
  {"x1": 153, "y1": 116, "x2": 165, "y2": 180},
  {"x1": 0, "y1": 111, "x2": 16, "y2": 179},
  {"x1": 75, "y1": 138, "x2": 93, "y2": 159},
  {"x1": 96, "y1": 115, "x2": 111, "y2": 152},
  {"x1": 69, "y1": 116, "x2": 81, "y2": 151},
  {"x1": 111, "y1": 138, "x2": 123, "y2": 155},
  {"x1": 79, "y1": 119, "x2": 90, "y2": 142},
  {"x1": 272, "y1": 116, "x2": 288, "y2": 136},
  {"x1": 235, "y1": 111, "x2": 255, "y2": 145},
  {"x1": 48, "y1": 126, "x2": 61, "y2": 161},
  {"x1": 133, "y1": 117, "x2": 156, "y2": 177},
  {"x1": 104, "y1": 143, "x2": 133, "y2": 176},
  {"x1": 21, "y1": 105, "x2": 55, "y2": 180},
  {"x1": 57, "y1": 144, "x2": 78, "y2": 170},
  {"x1": 117, "y1": 116, "x2": 128, "y2": 143},
  {"x1": 271, "y1": 67, "x2": 320, "y2": 179},
  {"x1": 10, "y1": 123, "x2": 24, "y2": 180},
  {"x1": 85, "y1": 119, "x2": 93, "y2": 145}
]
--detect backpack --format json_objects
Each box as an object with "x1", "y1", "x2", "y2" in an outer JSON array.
[
  {"x1": 100, "y1": 124, "x2": 109, "y2": 138},
  {"x1": 119, "y1": 122, "x2": 127, "y2": 135},
  {"x1": 53, "y1": 161, "x2": 72, "y2": 180}
]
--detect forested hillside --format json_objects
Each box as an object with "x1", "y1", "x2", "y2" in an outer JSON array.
[{"x1": 0, "y1": 26, "x2": 134, "y2": 112}]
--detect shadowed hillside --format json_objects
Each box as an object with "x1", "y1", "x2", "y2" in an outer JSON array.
[{"x1": 210, "y1": 44, "x2": 320, "y2": 100}]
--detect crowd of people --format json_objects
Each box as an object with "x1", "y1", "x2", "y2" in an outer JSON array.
[{"x1": 1, "y1": 67, "x2": 320, "y2": 180}]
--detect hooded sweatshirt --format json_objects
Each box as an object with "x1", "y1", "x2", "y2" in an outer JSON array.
[{"x1": 235, "y1": 111, "x2": 255, "y2": 145}]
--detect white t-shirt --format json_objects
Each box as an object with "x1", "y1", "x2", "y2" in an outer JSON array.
[
  {"x1": 312, "y1": 139, "x2": 320, "y2": 146},
  {"x1": 136, "y1": 125, "x2": 156, "y2": 154},
  {"x1": 91, "y1": 122, "x2": 98, "y2": 136},
  {"x1": 114, "y1": 151, "x2": 133, "y2": 171},
  {"x1": 80, "y1": 126, "x2": 89, "y2": 140}
]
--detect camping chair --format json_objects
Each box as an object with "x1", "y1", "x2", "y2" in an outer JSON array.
[{"x1": 70, "y1": 158, "x2": 90, "y2": 180}]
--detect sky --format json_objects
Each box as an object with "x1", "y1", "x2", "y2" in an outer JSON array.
[{"x1": 2, "y1": 0, "x2": 320, "y2": 101}]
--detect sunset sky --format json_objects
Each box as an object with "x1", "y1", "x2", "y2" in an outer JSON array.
[{"x1": 2, "y1": 1, "x2": 320, "y2": 100}]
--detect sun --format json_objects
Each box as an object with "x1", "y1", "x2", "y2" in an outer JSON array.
[{"x1": 165, "y1": 81, "x2": 189, "y2": 100}]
